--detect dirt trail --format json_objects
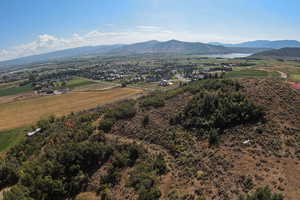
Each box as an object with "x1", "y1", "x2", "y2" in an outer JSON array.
[
  {"x1": 105, "y1": 133, "x2": 173, "y2": 164},
  {"x1": 256, "y1": 68, "x2": 287, "y2": 79}
]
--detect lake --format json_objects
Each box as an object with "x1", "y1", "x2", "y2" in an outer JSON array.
[{"x1": 203, "y1": 53, "x2": 252, "y2": 58}]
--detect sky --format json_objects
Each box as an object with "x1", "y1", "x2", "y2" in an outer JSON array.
[{"x1": 1, "y1": 0, "x2": 300, "y2": 61}]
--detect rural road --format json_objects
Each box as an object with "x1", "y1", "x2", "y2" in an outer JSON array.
[{"x1": 257, "y1": 68, "x2": 287, "y2": 79}]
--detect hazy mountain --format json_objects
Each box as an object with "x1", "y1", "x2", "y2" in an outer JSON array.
[
  {"x1": 251, "y1": 47, "x2": 300, "y2": 58},
  {"x1": 109, "y1": 39, "x2": 267, "y2": 55},
  {"x1": 0, "y1": 44, "x2": 123, "y2": 69},
  {"x1": 109, "y1": 40, "x2": 228, "y2": 55},
  {"x1": 209, "y1": 40, "x2": 300, "y2": 49},
  {"x1": 0, "y1": 40, "x2": 266, "y2": 69}
]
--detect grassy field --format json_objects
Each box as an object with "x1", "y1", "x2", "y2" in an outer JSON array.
[
  {"x1": 0, "y1": 80, "x2": 23, "y2": 89},
  {"x1": 224, "y1": 69, "x2": 279, "y2": 78},
  {"x1": 0, "y1": 127, "x2": 27, "y2": 153},
  {"x1": 0, "y1": 85, "x2": 33, "y2": 97},
  {"x1": 66, "y1": 78, "x2": 95, "y2": 89},
  {"x1": 0, "y1": 87, "x2": 142, "y2": 131},
  {"x1": 72, "y1": 81, "x2": 118, "y2": 91},
  {"x1": 290, "y1": 74, "x2": 300, "y2": 82}
]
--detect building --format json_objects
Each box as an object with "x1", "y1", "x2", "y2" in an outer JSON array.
[{"x1": 159, "y1": 80, "x2": 170, "y2": 87}]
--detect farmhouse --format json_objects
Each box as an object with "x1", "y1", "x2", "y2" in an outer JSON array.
[{"x1": 159, "y1": 80, "x2": 173, "y2": 87}]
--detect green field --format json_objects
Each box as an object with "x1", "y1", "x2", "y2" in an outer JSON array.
[
  {"x1": 0, "y1": 127, "x2": 26, "y2": 153},
  {"x1": 66, "y1": 78, "x2": 95, "y2": 89},
  {"x1": 290, "y1": 74, "x2": 300, "y2": 82},
  {"x1": 0, "y1": 85, "x2": 33, "y2": 97},
  {"x1": 224, "y1": 69, "x2": 279, "y2": 78}
]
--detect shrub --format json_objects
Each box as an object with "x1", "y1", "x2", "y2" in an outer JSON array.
[
  {"x1": 202, "y1": 79, "x2": 242, "y2": 92},
  {"x1": 208, "y1": 129, "x2": 219, "y2": 147},
  {"x1": 128, "y1": 155, "x2": 166, "y2": 200},
  {"x1": 101, "y1": 167, "x2": 121, "y2": 187},
  {"x1": 138, "y1": 186, "x2": 161, "y2": 200},
  {"x1": 99, "y1": 118, "x2": 115, "y2": 133},
  {"x1": 3, "y1": 185, "x2": 32, "y2": 200},
  {"x1": 141, "y1": 96, "x2": 165, "y2": 108},
  {"x1": 240, "y1": 186, "x2": 284, "y2": 200},
  {"x1": 152, "y1": 154, "x2": 168, "y2": 175},
  {"x1": 106, "y1": 100, "x2": 136, "y2": 120},
  {"x1": 99, "y1": 101, "x2": 136, "y2": 132},
  {"x1": 0, "y1": 161, "x2": 19, "y2": 189}
]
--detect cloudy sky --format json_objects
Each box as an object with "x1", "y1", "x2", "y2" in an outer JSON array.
[{"x1": 1, "y1": 0, "x2": 300, "y2": 61}]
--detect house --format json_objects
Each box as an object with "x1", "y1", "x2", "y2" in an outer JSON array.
[
  {"x1": 54, "y1": 89, "x2": 68, "y2": 95},
  {"x1": 193, "y1": 74, "x2": 205, "y2": 80},
  {"x1": 39, "y1": 88, "x2": 54, "y2": 95}
]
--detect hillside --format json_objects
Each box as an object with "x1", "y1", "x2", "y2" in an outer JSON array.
[
  {"x1": 109, "y1": 40, "x2": 230, "y2": 55},
  {"x1": 1, "y1": 78, "x2": 299, "y2": 200},
  {"x1": 209, "y1": 40, "x2": 300, "y2": 49},
  {"x1": 0, "y1": 40, "x2": 266, "y2": 69},
  {"x1": 251, "y1": 47, "x2": 300, "y2": 58},
  {"x1": 109, "y1": 40, "x2": 266, "y2": 55}
]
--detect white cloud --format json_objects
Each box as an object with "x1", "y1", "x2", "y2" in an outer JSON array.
[
  {"x1": 0, "y1": 27, "x2": 245, "y2": 61},
  {"x1": 136, "y1": 26, "x2": 162, "y2": 31}
]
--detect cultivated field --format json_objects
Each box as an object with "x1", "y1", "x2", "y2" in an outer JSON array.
[
  {"x1": 224, "y1": 68, "x2": 279, "y2": 78},
  {"x1": 65, "y1": 78, "x2": 96, "y2": 89},
  {"x1": 0, "y1": 85, "x2": 33, "y2": 97},
  {"x1": 0, "y1": 87, "x2": 142, "y2": 131}
]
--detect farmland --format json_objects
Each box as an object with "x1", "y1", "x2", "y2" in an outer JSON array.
[
  {"x1": 224, "y1": 68, "x2": 279, "y2": 78},
  {"x1": 0, "y1": 87, "x2": 142, "y2": 131},
  {"x1": 65, "y1": 77, "x2": 95, "y2": 89},
  {"x1": 290, "y1": 73, "x2": 300, "y2": 82},
  {"x1": 0, "y1": 85, "x2": 33, "y2": 97}
]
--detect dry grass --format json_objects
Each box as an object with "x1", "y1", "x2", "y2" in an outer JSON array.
[
  {"x1": 0, "y1": 87, "x2": 142, "y2": 131},
  {"x1": 75, "y1": 192, "x2": 99, "y2": 200},
  {"x1": 72, "y1": 82, "x2": 118, "y2": 92}
]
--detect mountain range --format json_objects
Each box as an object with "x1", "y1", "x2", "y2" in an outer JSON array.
[
  {"x1": 0, "y1": 40, "x2": 267, "y2": 69},
  {"x1": 209, "y1": 40, "x2": 300, "y2": 49}
]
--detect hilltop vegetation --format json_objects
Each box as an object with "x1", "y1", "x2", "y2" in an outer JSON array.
[
  {"x1": 252, "y1": 47, "x2": 300, "y2": 58},
  {"x1": 1, "y1": 78, "x2": 299, "y2": 200}
]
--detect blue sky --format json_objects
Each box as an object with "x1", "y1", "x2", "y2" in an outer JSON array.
[{"x1": 1, "y1": 0, "x2": 300, "y2": 61}]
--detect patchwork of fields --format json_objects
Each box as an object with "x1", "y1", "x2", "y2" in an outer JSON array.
[{"x1": 0, "y1": 87, "x2": 142, "y2": 131}]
